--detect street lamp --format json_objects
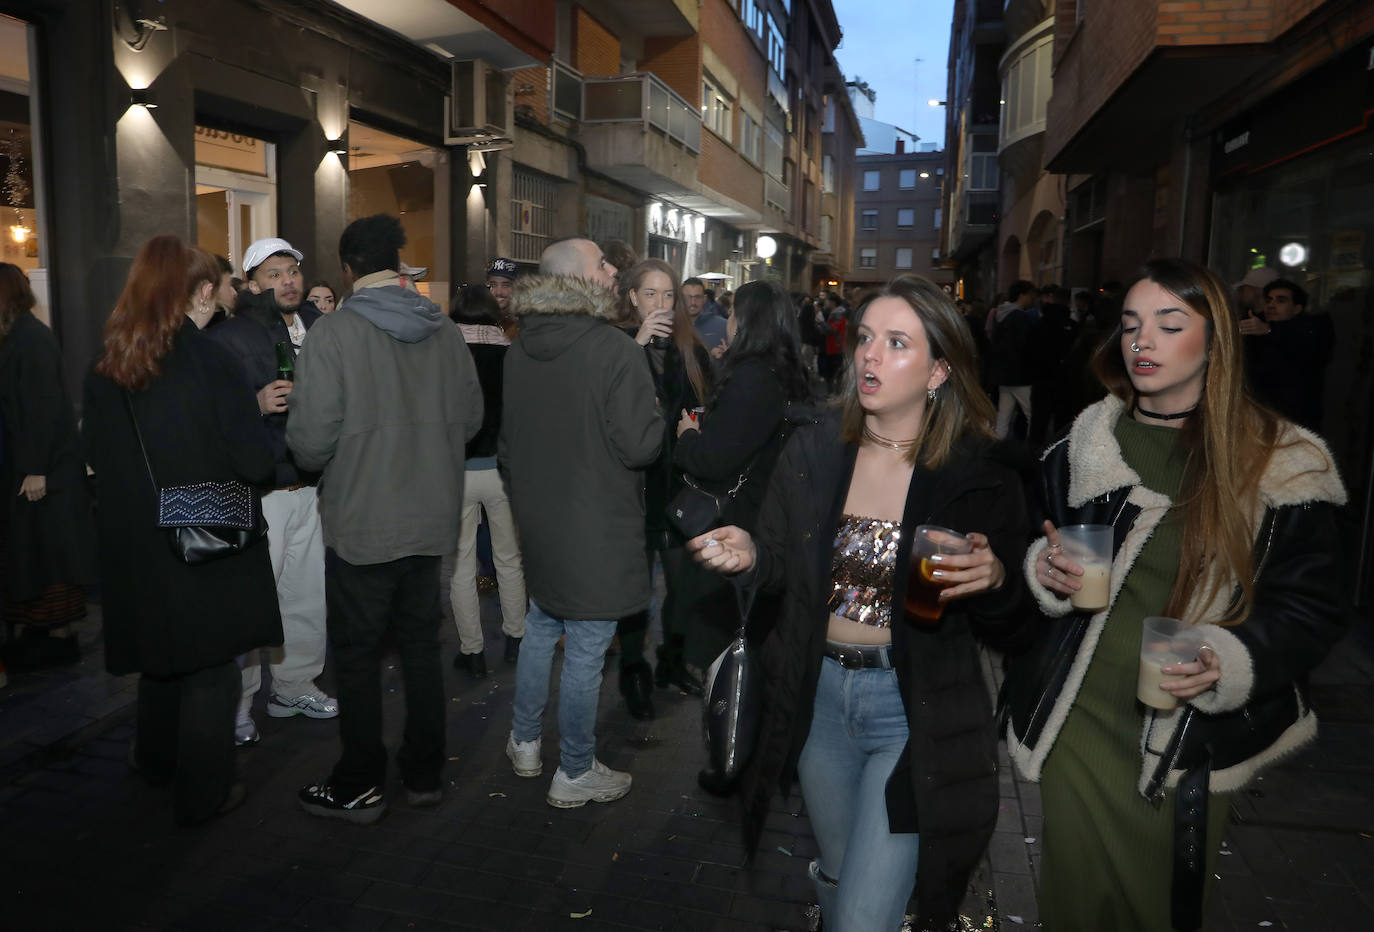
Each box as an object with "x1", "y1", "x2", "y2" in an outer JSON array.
[
  {"x1": 756, "y1": 235, "x2": 777, "y2": 260},
  {"x1": 928, "y1": 99, "x2": 946, "y2": 107}
]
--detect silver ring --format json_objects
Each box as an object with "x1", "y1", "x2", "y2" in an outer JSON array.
[{"x1": 1130, "y1": 341, "x2": 1140, "y2": 352}]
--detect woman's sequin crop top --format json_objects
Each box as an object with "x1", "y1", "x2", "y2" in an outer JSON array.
[{"x1": 827, "y1": 514, "x2": 902, "y2": 628}]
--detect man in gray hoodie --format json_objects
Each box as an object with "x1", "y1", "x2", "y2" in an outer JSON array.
[
  {"x1": 287, "y1": 214, "x2": 482, "y2": 823},
  {"x1": 501, "y1": 238, "x2": 662, "y2": 808}
]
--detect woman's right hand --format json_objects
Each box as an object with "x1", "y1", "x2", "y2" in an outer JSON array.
[
  {"x1": 635, "y1": 308, "x2": 673, "y2": 346},
  {"x1": 688, "y1": 525, "x2": 756, "y2": 575},
  {"x1": 1035, "y1": 520, "x2": 1084, "y2": 597}
]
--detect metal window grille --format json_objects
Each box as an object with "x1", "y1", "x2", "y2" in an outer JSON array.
[{"x1": 511, "y1": 167, "x2": 556, "y2": 263}]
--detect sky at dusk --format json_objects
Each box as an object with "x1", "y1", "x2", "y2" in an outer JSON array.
[{"x1": 830, "y1": 0, "x2": 955, "y2": 149}]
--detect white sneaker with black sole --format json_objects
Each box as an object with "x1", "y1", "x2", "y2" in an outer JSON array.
[
  {"x1": 506, "y1": 733, "x2": 542, "y2": 777},
  {"x1": 546, "y1": 759, "x2": 631, "y2": 808},
  {"x1": 234, "y1": 712, "x2": 260, "y2": 747}
]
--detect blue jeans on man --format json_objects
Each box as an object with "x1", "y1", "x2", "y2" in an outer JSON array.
[{"x1": 510, "y1": 601, "x2": 617, "y2": 777}]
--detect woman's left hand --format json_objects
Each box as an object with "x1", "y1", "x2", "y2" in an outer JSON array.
[
  {"x1": 1159, "y1": 646, "x2": 1222, "y2": 700},
  {"x1": 676, "y1": 409, "x2": 698, "y2": 438},
  {"x1": 931, "y1": 532, "x2": 1005, "y2": 601},
  {"x1": 18, "y1": 474, "x2": 46, "y2": 502}
]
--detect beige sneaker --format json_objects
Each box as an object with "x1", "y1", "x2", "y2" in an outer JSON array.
[{"x1": 546, "y1": 759, "x2": 631, "y2": 808}]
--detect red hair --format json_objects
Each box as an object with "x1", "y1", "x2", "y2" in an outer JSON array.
[{"x1": 95, "y1": 235, "x2": 220, "y2": 390}]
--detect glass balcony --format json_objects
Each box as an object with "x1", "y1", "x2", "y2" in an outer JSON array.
[{"x1": 583, "y1": 72, "x2": 701, "y2": 154}]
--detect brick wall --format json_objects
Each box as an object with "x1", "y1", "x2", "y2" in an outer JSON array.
[
  {"x1": 698, "y1": 0, "x2": 767, "y2": 210},
  {"x1": 1157, "y1": 0, "x2": 1329, "y2": 45},
  {"x1": 699, "y1": 129, "x2": 762, "y2": 208},
  {"x1": 573, "y1": 6, "x2": 619, "y2": 76},
  {"x1": 641, "y1": 35, "x2": 700, "y2": 104},
  {"x1": 511, "y1": 66, "x2": 548, "y2": 125}
]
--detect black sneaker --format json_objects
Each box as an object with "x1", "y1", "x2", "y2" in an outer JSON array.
[
  {"x1": 454, "y1": 650, "x2": 488, "y2": 680},
  {"x1": 504, "y1": 635, "x2": 522, "y2": 665},
  {"x1": 297, "y1": 783, "x2": 387, "y2": 824}
]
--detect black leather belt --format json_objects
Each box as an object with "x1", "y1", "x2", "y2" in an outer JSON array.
[{"x1": 823, "y1": 641, "x2": 893, "y2": 670}]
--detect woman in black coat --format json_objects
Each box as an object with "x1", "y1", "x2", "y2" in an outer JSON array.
[
  {"x1": 671, "y1": 279, "x2": 814, "y2": 672},
  {"x1": 689, "y1": 276, "x2": 1030, "y2": 931},
  {"x1": 612, "y1": 258, "x2": 712, "y2": 719},
  {"x1": 83, "y1": 235, "x2": 281, "y2": 826},
  {"x1": 0, "y1": 263, "x2": 96, "y2": 667}
]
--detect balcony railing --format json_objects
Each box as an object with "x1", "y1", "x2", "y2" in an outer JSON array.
[
  {"x1": 583, "y1": 72, "x2": 701, "y2": 154},
  {"x1": 764, "y1": 174, "x2": 790, "y2": 215}
]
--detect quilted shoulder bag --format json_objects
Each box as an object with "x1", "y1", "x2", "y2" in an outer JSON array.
[
  {"x1": 125, "y1": 393, "x2": 267, "y2": 565},
  {"x1": 666, "y1": 471, "x2": 746, "y2": 540}
]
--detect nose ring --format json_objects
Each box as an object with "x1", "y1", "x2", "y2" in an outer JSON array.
[{"x1": 1130, "y1": 341, "x2": 1140, "y2": 353}]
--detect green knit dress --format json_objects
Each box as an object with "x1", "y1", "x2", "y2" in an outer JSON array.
[{"x1": 1037, "y1": 415, "x2": 1232, "y2": 931}]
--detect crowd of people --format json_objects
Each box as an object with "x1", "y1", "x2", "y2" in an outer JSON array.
[{"x1": 0, "y1": 228, "x2": 1353, "y2": 930}]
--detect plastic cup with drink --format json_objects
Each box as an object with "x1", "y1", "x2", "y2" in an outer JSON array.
[
  {"x1": 1057, "y1": 524, "x2": 1112, "y2": 612},
  {"x1": 1137, "y1": 616, "x2": 1209, "y2": 710},
  {"x1": 904, "y1": 525, "x2": 974, "y2": 625}
]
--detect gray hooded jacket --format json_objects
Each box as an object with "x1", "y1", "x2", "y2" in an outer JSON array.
[
  {"x1": 500, "y1": 274, "x2": 662, "y2": 619},
  {"x1": 286, "y1": 278, "x2": 482, "y2": 565}
]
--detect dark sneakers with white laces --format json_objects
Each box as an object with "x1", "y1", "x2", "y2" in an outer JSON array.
[{"x1": 297, "y1": 783, "x2": 387, "y2": 824}]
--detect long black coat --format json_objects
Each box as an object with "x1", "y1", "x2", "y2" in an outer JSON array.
[
  {"x1": 740, "y1": 412, "x2": 1030, "y2": 929},
  {"x1": 82, "y1": 320, "x2": 282, "y2": 676},
  {"x1": 0, "y1": 311, "x2": 96, "y2": 601}
]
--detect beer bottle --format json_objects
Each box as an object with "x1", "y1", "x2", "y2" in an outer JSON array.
[{"x1": 275, "y1": 341, "x2": 295, "y2": 382}]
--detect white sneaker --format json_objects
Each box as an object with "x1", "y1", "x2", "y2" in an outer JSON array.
[
  {"x1": 546, "y1": 759, "x2": 631, "y2": 808},
  {"x1": 268, "y1": 686, "x2": 339, "y2": 719},
  {"x1": 234, "y1": 712, "x2": 259, "y2": 747},
  {"x1": 506, "y1": 733, "x2": 542, "y2": 778}
]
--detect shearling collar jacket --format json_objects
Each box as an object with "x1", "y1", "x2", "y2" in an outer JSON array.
[{"x1": 1003, "y1": 395, "x2": 1349, "y2": 799}]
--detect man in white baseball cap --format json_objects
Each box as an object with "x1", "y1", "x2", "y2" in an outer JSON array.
[
  {"x1": 1233, "y1": 266, "x2": 1279, "y2": 318},
  {"x1": 211, "y1": 237, "x2": 336, "y2": 745}
]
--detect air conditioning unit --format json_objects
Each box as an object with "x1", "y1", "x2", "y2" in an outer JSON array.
[{"x1": 446, "y1": 59, "x2": 514, "y2": 147}]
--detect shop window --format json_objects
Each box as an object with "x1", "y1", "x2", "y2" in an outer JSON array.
[
  {"x1": 195, "y1": 126, "x2": 275, "y2": 274},
  {"x1": 0, "y1": 14, "x2": 48, "y2": 321}
]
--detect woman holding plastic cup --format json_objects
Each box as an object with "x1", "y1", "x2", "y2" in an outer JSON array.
[
  {"x1": 687, "y1": 276, "x2": 1029, "y2": 931},
  {"x1": 1003, "y1": 258, "x2": 1348, "y2": 931}
]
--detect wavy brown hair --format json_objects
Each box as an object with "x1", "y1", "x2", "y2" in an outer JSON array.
[
  {"x1": 0, "y1": 263, "x2": 38, "y2": 342},
  {"x1": 620, "y1": 259, "x2": 709, "y2": 404},
  {"x1": 95, "y1": 235, "x2": 220, "y2": 390},
  {"x1": 839, "y1": 275, "x2": 995, "y2": 469},
  {"x1": 1093, "y1": 257, "x2": 1320, "y2": 624}
]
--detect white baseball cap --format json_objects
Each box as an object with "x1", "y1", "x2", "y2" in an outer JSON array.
[
  {"x1": 243, "y1": 237, "x2": 303, "y2": 276},
  {"x1": 1233, "y1": 267, "x2": 1278, "y2": 290}
]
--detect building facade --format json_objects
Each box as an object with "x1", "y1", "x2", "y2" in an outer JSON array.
[{"x1": 849, "y1": 150, "x2": 950, "y2": 290}]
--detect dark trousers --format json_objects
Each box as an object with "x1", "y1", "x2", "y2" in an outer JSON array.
[
  {"x1": 135, "y1": 659, "x2": 239, "y2": 825},
  {"x1": 325, "y1": 548, "x2": 445, "y2": 796}
]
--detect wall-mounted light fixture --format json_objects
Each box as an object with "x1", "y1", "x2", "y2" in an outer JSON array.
[
  {"x1": 328, "y1": 139, "x2": 348, "y2": 156},
  {"x1": 130, "y1": 88, "x2": 157, "y2": 109},
  {"x1": 10, "y1": 224, "x2": 30, "y2": 244},
  {"x1": 928, "y1": 99, "x2": 946, "y2": 107},
  {"x1": 919, "y1": 172, "x2": 930, "y2": 179}
]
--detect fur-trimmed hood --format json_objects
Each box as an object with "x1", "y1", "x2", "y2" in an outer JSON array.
[{"x1": 509, "y1": 274, "x2": 620, "y2": 362}]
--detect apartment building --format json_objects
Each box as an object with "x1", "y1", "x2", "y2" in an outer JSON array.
[{"x1": 848, "y1": 150, "x2": 949, "y2": 290}]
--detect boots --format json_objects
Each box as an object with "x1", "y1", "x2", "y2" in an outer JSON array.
[{"x1": 619, "y1": 660, "x2": 655, "y2": 721}]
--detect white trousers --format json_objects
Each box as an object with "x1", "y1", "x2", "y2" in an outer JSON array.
[
  {"x1": 995, "y1": 384, "x2": 1033, "y2": 439},
  {"x1": 240, "y1": 485, "x2": 327, "y2": 709},
  {"x1": 449, "y1": 468, "x2": 526, "y2": 654}
]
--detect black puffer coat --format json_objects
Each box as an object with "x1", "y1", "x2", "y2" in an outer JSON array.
[{"x1": 740, "y1": 411, "x2": 1030, "y2": 929}]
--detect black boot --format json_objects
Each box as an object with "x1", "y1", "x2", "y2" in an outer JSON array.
[
  {"x1": 453, "y1": 650, "x2": 488, "y2": 680},
  {"x1": 619, "y1": 660, "x2": 656, "y2": 721}
]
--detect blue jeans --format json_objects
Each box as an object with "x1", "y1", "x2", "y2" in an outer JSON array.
[
  {"x1": 510, "y1": 601, "x2": 617, "y2": 778},
  {"x1": 797, "y1": 654, "x2": 920, "y2": 932}
]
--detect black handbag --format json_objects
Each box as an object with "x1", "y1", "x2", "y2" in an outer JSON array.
[
  {"x1": 125, "y1": 394, "x2": 267, "y2": 565},
  {"x1": 701, "y1": 587, "x2": 761, "y2": 785},
  {"x1": 666, "y1": 472, "x2": 746, "y2": 540}
]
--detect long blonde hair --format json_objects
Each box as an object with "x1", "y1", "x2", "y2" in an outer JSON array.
[
  {"x1": 839, "y1": 275, "x2": 995, "y2": 469},
  {"x1": 620, "y1": 259, "x2": 709, "y2": 404},
  {"x1": 1093, "y1": 258, "x2": 1314, "y2": 624}
]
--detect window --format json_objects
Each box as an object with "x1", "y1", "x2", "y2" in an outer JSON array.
[
  {"x1": 899, "y1": 169, "x2": 916, "y2": 189},
  {"x1": 703, "y1": 78, "x2": 732, "y2": 143},
  {"x1": 739, "y1": 111, "x2": 762, "y2": 164},
  {"x1": 822, "y1": 154, "x2": 835, "y2": 194},
  {"x1": 820, "y1": 214, "x2": 832, "y2": 253},
  {"x1": 863, "y1": 170, "x2": 880, "y2": 191},
  {"x1": 803, "y1": 106, "x2": 816, "y2": 156},
  {"x1": 511, "y1": 166, "x2": 556, "y2": 263},
  {"x1": 932, "y1": 247, "x2": 941, "y2": 261},
  {"x1": 967, "y1": 152, "x2": 998, "y2": 191},
  {"x1": 764, "y1": 119, "x2": 785, "y2": 180},
  {"x1": 823, "y1": 96, "x2": 835, "y2": 133},
  {"x1": 861, "y1": 209, "x2": 878, "y2": 231},
  {"x1": 897, "y1": 208, "x2": 914, "y2": 228},
  {"x1": 895, "y1": 247, "x2": 913, "y2": 269},
  {"x1": 748, "y1": 1, "x2": 765, "y2": 38},
  {"x1": 767, "y1": 14, "x2": 786, "y2": 77},
  {"x1": 859, "y1": 248, "x2": 877, "y2": 269},
  {"x1": 933, "y1": 207, "x2": 942, "y2": 230}
]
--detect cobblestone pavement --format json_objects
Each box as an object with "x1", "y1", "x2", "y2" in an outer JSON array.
[{"x1": 2, "y1": 576, "x2": 1370, "y2": 931}]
